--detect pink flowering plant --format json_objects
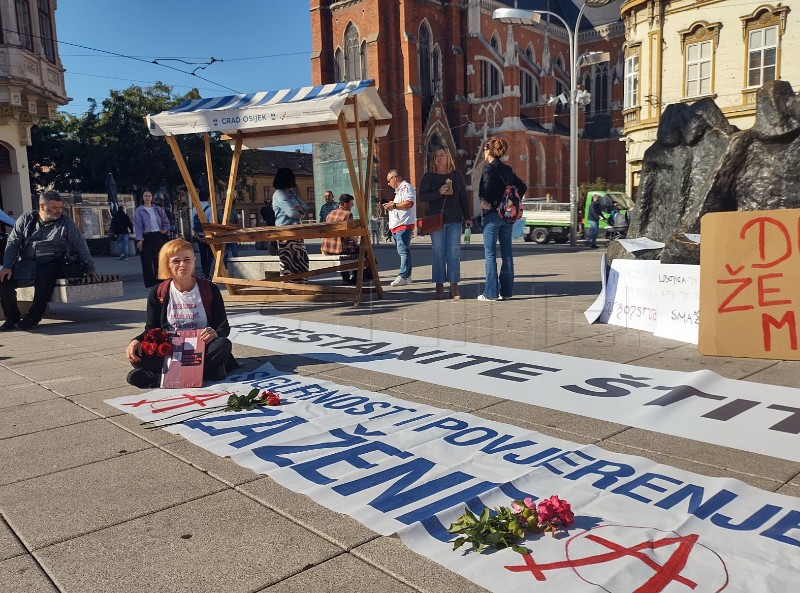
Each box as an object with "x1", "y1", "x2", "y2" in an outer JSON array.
[{"x1": 447, "y1": 495, "x2": 574, "y2": 554}]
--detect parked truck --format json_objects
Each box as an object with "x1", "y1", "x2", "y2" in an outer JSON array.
[
  {"x1": 522, "y1": 200, "x2": 571, "y2": 243},
  {"x1": 583, "y1": 191, "x2": 635, "y2": 239}
]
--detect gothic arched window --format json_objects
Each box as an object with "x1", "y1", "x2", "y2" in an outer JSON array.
[
  {"x1": 344, "y1": 23, "x2": 360, "y2": 82},
  {"x1": 334, "y1": 48, "x2": 344, "y2": 82},
  {"x1": 432, "y1": 45, "x2": 441, "y2": 97},
  {"x1": 593, "y1": 63, "x2": 609, "y2": 112},
  {"x1": 360, "y1": 40, "x2": 368, "y2": 79},
  {"x1": 419, "y1": 23, "x2": 432, "y2": 100}
]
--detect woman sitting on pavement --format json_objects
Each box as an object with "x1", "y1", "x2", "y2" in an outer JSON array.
[{"x1": 125, "y1": 238, "x2": 237, "y2": 389}]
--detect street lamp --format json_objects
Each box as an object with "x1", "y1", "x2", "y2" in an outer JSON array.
[{"x1": 494, "y1": 1, "x2": 613, "y2": 247}]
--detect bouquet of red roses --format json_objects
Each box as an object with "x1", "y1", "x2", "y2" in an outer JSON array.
[{"x1": 141, "y1": 328, "x2": 173, "y2": 357}]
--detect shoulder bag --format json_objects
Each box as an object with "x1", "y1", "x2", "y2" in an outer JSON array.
[{"x1": 416, "y1": 189, "x2": 448, "y2": 236}]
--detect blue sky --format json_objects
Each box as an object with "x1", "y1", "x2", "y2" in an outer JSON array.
[{"x1": 57, "y1": 1, "x2": 313, "y2": 125}]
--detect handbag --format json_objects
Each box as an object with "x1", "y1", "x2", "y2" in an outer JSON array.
[
  {"x1": 62, "y1": 253, "x2": 88, "y2": 279},
  {"x1": 416, "y1": 191, "x2": 447, "y2": 235}
]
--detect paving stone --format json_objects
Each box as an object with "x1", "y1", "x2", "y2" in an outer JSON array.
[
  {"x1": 316, "y1": 367, "x2": 415, "y2": 392},
  {"x1": 0, "y1": 518, "x2": 25, "y2": 562},
  {"x1": 240, "y1": 477, "x2": 377, "y2": 550},
  {"x1": 16, "y1": 354, "x2": 129, "y2": 384},
  {"x1": 106, "y1": 413, "x2": 186, "y2": 447},
  {"x1": 352, "y1": 536, "x2": 488, "y2": 593},
  {"x1": 776, "y1": 481, "x2": 800, "y2": 498},
  {"x1": 631, "y1": 345, "x2": 776, "y2": 380},
  {"x1": 0, "y1": 448, "x2": 225, "y2": 549},
  {"x1": 0, "y1": 368, "x2": 29, "y2": 388},
  {"x1": 384, "y1": 382, "x2": 501, "y2": 414},
  {"x1": 743, "y1": 360, "x2": 800, "y2": 388},
  {"x1": 66, "y1": 385, "x2": 141, "y2": 418},
  {"x1": 257, "y1": 553, "x2": 417, "y2": 593},
  {"x1": 36, "y1": 490, "x2": 340, "y2": 593},
  {"x1": 0, "y1": 398, "x2": 96, "y2": 440},
  {"x1": 0, "y1": 419, "x2": 150, "y2": 486},
  {"x1": 0, "y1": 383, "x2": 59, "y2": 410},
  {"x1": 162, "y1": 440, "x2": 261, "y2": 487},
  {"x1": 39, "y1": 372, "x2": 131, "y2": 397},
  {"x1": 0, "y1": 555, "x2": 58, "y2": 593}
]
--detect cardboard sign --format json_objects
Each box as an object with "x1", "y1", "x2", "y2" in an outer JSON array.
[
  {"x1": 699, "y1": 209, "x2": 800, "y2": 360},
  {"x1": 653, "y1": 263, "x2": 701, "y2": 344},
  {"x1": 161, "y1": 330, "x2": 206, "y2": 388}
]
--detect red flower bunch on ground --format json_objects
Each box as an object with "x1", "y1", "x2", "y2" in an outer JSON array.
[
  {"x1": 448, "y1": 495, "x2": 575, "y2": 554},
  {"x1": 142, "y1": 328, "x2": 172, "y2": 357},
  {"x1": 260, "y1": 390, "x2": 281, "y2": 406}
]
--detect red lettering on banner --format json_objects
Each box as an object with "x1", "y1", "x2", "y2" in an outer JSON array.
[{"x1": 122, "y1": 391, "x2": 233, "y2": 413}]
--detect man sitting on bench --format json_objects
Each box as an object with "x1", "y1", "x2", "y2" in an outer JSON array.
[
  {"x1": 320, "y1": 193, "x2": 372, "y2": 285},
  {"x1": 0, "y1": 191, "x2": 100, "y2": 331}
]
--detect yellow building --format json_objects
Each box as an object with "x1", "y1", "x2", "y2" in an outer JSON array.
[
  {"x1": 620, "y1": 1, "x2": 795, "y2": 198},
  {"x1": 0, "y1": 0, "x2": 68, "y2": 217}
]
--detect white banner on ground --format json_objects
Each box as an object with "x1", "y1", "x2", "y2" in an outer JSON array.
[
  {"x1": 227, "y1": 314, "x2": 800, "y2": 462},
  {"x1": 653, "y1": 264, "x2": 701, "y2": 344},
  {"x1": 106, "y1": 366, "x2": 799, "y2": 593}
]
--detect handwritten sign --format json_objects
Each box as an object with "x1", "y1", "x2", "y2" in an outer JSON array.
[
  {"x1": 653, "y1": 264, "x2": 701, "y2": 344},
  {"x1": 699, "y1": 209, "x2": 800, "y2": 360},
  {"x1": 596, "y1": 259, "x2": 660, "y2": 332}
]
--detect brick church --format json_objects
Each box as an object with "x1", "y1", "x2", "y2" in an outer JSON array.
[{"x1": 310, "y1": 0, "x2": 627, "y2": 216}]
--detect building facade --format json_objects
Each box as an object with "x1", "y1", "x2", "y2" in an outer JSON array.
[
  {"x1": 310, "y1": 0, "x2": 627, "y2": 217},
  {"x1": 0, "y1": 0, "x2": 68, "y2": 218},
  {"x1": 620, "y1": 0, "x2": 797, "y2": 199}
]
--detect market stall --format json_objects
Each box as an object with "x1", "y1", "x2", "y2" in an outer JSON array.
[{"x1": 146, "y1": 80, "x2": 390, "y2": 304}]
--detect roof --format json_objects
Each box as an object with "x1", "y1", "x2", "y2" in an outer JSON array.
[
  {"x1": 145, "y1": 80, "x2": 392, "y2": 150},
  {"x1": 498, "y1": 0, "x2": 622, "y2": 31}
]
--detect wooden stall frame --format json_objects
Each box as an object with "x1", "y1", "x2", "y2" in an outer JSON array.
[{"x1": 161, "y1": 91, "x2": 384, "y2": 305}]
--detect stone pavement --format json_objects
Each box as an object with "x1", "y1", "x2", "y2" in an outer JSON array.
[{"x1": 0, "y1": 238, "x2": 798, "y2": 593}]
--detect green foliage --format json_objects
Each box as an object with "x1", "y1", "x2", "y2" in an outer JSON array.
[
  {"x1": 28, "y1": 82, "x2": 231, "y2": 195},
  {"x1": 447, "y1": 506, "x2": 530, "y2": 555},
  {"x1": 226, "y1": 388, "x2": 265, "y2": 412}
]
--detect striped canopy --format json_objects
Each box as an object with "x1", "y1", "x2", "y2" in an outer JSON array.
[{"x1": 146, "y1": 80, "x2": 391, "y2": 149}]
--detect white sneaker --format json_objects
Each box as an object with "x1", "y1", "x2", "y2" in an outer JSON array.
[
  {"x1": 477, "y1": 294, "x2": 498, "y2": 302},
  {"x1": 390, "y1": 276, "x2": 410, "y2": 286}
]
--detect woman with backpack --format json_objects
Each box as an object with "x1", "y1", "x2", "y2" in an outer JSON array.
[
  {"x1": 478, "y1": 136, "x2": 527, "y2": 301},
  {"x1": 124, "y1": 238, "x2": 237, "y2": 388}
]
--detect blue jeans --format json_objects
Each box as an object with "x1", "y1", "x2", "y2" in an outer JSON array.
[
  {"x1": 482, "y1": 211, "x2": 514, "y2": 299},
  {"x1": 586, "y1": 220, "x2": 599, "y2": 247},
  {"x1": 116, "y1": 233, "x2": 129, "y2": 257},
  {"x1": 393, "y1": 228, "x2": 412, "y2": 279},
  {"x1": 430, "y1": 222, "x2": 462, "y2": 283}
]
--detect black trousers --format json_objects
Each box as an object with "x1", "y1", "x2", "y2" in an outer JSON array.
[
  {"x1": 140, "y1": 233, "x2": 166, "y2": 287},
  {"x1": 0, "y1": 261, "x2": 61, "y2": 323},
  {"x1": 131, "y1": 337, "x2": 233, "y2": 381}
]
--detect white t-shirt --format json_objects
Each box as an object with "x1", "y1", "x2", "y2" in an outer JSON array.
[
  {"x1": 389, "y1": 180, "x2": 416, "y2": 231},
  {"x1": 166, "y1": 282, "x2": 208, "y2": 331},
  {"x1": 144, "y1": 206, "x2": 160, "y2": 233}
]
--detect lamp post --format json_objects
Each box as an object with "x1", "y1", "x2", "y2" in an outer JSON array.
[{"x1": 494, "y1": 1, "x2": 613, "y2": 247}]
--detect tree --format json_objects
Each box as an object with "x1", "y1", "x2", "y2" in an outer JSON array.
[{"x1": 28, "y1": 82, "x2": 231, "y2": 196}]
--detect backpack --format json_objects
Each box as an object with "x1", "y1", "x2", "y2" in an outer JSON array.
[
  {"x1": 156, "y1": 277, "x2": 213, "y2": 319},
  {"x1": 498, "y1": 172, "x2": 524, "y2": 223}
]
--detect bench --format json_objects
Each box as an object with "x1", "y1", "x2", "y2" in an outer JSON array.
[
  {"x1": 16, "y1": 275, "x2": 124, "y2": 304},
  {"x1": 227, "y1": 254, "x2": 360, "y2": 280}
]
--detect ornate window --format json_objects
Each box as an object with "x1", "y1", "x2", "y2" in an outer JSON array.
[
  {"x1": 344, "y1": 23, "x2": 361, "y2": 82},
  {"x1": 685, "y1": 40, "x2": 712, "y2": 97},
  {"x1": 741, "y1": 5, "x2": 788, "y2": 89},
  {"x1": 679, "y1": 22, "x2": 721, "y2": 98},
  {"x1": 490, "y1": 33, "x2": 500, "y2": 53},
  {"x1": 593, "y1": 63, "x2": 609, "y2": 112},
  {"x1": 520, "y1": 70, "x2": 539, "y2": 106},
  {"x1": 419, "y1": 22, "x2": 432, "y2": 99},
  {"x1": 747, "y1": 26, "x2": 777, "y2": 87},
  {"x1": 16, "y1": 0, "x2": 33, "y2": 51},
  {"x1": 360, "y1": 41, "x2": 368, "y2": 79},
  {"x1": 480, "y1": 59, "x2": 503, "y2": 98},
  {"x1": 525, "y1": 44, "x2": 535, "y2": 66},
  {"x1": 334, "y1": 48, "x2": 344, "y2": 82},
  {"x1": 431, "y1": 45, "x2": 441, "y2": 97},
  {"x1": 623, "y1": 51, "x2": 639, "y2": 109},
  {"x1": 37, "y1": 0, "x2": 54, "y2": 62}
]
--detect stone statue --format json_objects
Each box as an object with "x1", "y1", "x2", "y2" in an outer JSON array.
[{"x1": 608, "y1": 80, "x2": 800, "y2": 265}]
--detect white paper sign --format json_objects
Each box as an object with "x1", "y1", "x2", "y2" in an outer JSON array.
[
  {"x1": 653, "y1": 264, "x2": 701, "y2": 344},
  {"x1": 583, "y1": 254, "x2": 608, "y2": 323},
  {"x1": 616, "y1": 237, "x2": 665, "y2": 252},
  {"x1": 597, "y1": 259, "x2": 661, "y2": 332}
]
